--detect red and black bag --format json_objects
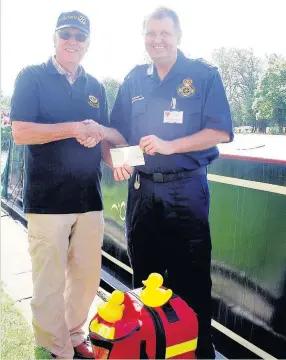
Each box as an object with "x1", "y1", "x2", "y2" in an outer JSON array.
[{"x1": 89, "y1": 285, "x2": 198, "y2": 359}]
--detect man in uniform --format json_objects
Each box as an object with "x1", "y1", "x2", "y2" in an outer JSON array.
[
  {"x1": 110, "y1": 7, "x2": 233, "y2": 359},
  {"x1": 10, "y1": 10, "x2": 124, "y2": 359}
]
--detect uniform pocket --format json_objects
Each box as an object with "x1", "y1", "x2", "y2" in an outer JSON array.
[
  {"x1": 131, "y1": 100, "x2": 147, "y2": 118},
  {"x1": 179, "y1": 98, "x2": 202, "y2": 114},
  {"x1": 199, "y1": 175, "x2": 210, "y2": 199},
  {"x1": 179, "y1": 99, "x2": 202, "y2": 134},
  {"x1": 26, "y1": 214, "x2": 46, "y2": 242}
]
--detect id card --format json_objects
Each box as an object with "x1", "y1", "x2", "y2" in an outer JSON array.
[
  {"x1": 163, "y1": 110, "x2": 184, "y2": 124},
  {"x1": 110, "y1": 145, "x2": 145, "y2": 168}
]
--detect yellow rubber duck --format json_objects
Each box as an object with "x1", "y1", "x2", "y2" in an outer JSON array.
[
  {"x1": 140, "y1": 273, "x2": 172, "y2": 307},
  {"x1": 97, "y1": 290, "x2": 125, "y2": 323}
]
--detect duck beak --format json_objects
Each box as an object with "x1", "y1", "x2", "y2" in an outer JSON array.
[{"x1": 142, "y1": 280, "x2": 147, "y2": 286}]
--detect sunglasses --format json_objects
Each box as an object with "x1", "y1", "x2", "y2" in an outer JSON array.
[{"x1": 57, "y1": 30, "x2": 88, "y2": 42}]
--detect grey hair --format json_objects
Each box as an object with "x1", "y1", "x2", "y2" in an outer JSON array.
[{"x1": 143, "y1": 7, "x2": 182, "y2": 38}]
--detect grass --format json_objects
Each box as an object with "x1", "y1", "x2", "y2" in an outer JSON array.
[{"x1": 0, "y1": 284, "x2": 51, "y2": 360}]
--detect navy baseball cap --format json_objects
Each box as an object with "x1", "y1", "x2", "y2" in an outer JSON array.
[{"x1": 55, "y1": 11, "x2": 90, "y2": 34}]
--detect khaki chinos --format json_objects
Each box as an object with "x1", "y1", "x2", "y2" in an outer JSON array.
[{"x1": 27, "y1": 211, "x2": 104, "y2": 359}]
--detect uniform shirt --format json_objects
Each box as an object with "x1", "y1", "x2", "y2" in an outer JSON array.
[
  {"x1": 10, "y1": 57, "x2": 109, "y2": 214},
  {"x1": 110, "y1": 50, "x2": 233, "y2": 174}
]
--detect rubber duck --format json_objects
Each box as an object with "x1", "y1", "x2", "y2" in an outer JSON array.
[
  {"x1": 97, "y1": 290, "x2": 125, "y2": 323},
  {"x1": 140, "y1": 273, "x2": 172, "y2": 307}
]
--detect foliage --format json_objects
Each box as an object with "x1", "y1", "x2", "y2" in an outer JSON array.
[
  {"x1": 1, "y1": 91, "x2": 11, "y2": 109},
  {"x1": 267, "y1": 125, "x2": 282, "y2": 135},
  {"x1": 102, "y1": 77, "x2": 121, "y2": 113},
  {"x1": 1, "y1": 126, "x2": 12, "y2": 151},
  {"x1": 212, "y1": 47, "x2": 261, "y2": 127},
  {"x1": 253, "y1": 54, "x2": 286, "y2": 129},
  {"x1": 1, "y1": 91, "x2": 12, "y2": 150}
]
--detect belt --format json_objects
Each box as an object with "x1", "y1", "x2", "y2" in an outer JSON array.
[{"x1": 138, "y1": 167, "x2": 206, "y2": 183}]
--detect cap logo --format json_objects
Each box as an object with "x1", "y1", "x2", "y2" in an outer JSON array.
[
  {"x1": 78, "y1": 15, "x2": 86, "y2": 24},
  {"x1": 60, "y1": 15, "x2": 86, "y2": 24}
]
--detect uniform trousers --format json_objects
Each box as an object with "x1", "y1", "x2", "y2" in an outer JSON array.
[{"x1": 126, "y1": 172, "x2": 215, "y2": 359}]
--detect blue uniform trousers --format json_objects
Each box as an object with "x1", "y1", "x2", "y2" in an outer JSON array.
[{"x1": 126, "y1": 171, "x2": 215, "y2": 359}]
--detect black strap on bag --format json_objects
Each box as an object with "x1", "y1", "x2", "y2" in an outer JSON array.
[
  {"x1": 140, "y1": 340, "x2": 149, "y2": 359},
  {"x1": 130, "y1": 291, "x2": 166, "y2": 360}
]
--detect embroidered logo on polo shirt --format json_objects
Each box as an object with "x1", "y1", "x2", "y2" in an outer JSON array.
[
  {"x1": 177, "y1": 79, "x2": 195, "y2": 97},
  {"x1": 88, "y1": 95, "x2": 99, "y2": 108}
]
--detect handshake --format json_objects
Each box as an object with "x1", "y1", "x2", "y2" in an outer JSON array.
[{"x1": 76, "y1": 119, "x2": 104, "y2": 148}]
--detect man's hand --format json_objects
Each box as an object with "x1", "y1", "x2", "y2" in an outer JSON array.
[
  {"x1": 114, "y1": 164, "x2": 134, "y2": 181},
  {"x1": 77, "y1": 136, "x2": 98, "y2": 148},
  {"x1": 76, "y1": 120, "x2": 105, "y2": 148},
  {"x1": 139, "y1": 135, "x2": 173, "y2": 155}
]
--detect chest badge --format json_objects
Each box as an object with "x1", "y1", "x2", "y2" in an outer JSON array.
[
  {"x1": 88, "y1": 95, "x2": 99, "y2": 108},
  {"x1": 177, "y1": 79, "x2": 195, "y2": 97},
  {"x1": 132, "y1": 95, "x2": 144, "y2": 103}
]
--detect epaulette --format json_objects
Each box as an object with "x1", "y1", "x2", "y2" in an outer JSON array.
[
  {"x1": 187, "y1": 57, "x2": 217, "y2": 70},
  {"x1": 124, "y1": 64, "x2": 147, "y2": 80},
  {"x1": 184, "y1": 58, "x2": 218, "y2": 79},
  {"x1": 197, "y1": 58, "x2": 216, "y2": 68}
]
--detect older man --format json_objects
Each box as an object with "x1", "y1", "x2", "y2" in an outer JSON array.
[
  {"x1": 10, "y1": 10, "x2": 124, "y2": 359},
  {"x1": 109, "y1": 7, "x2": 233, "y2": 359}
]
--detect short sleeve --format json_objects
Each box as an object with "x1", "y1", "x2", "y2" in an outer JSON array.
[
  {"x1": 110, "y1": 81, "x2": 132, "y2": 142},
  {"x1": 10, "y1": 68, "x2": 39, "y2": 123},
  {"x1": 203, "y1": 69, "x2": 233, "y2": 141},
  {"x1": 99, "y1": 84, "x2": 110, "y2": 126}
]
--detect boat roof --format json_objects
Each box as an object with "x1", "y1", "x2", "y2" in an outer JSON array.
[{"x1": 218, "y1": 134, "x2": 286, "y2": 165}]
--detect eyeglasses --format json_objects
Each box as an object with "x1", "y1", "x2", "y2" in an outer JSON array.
[{"x1": 57, "y1": 30, "x2": 88, "y2": 42}]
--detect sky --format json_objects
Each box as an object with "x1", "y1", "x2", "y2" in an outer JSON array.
[{"x1": 1, "y1": 0, "x2": 285, "y2": 95}]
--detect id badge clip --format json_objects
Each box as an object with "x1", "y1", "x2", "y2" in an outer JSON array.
[{"x1": 163, "y1": 97, "x2": 183, "y2": 124}]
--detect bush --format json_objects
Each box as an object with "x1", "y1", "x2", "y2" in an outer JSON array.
[
  {"x1": 1, "y1": 126, "x2": 12, "y2": 150},
  {"x1": 267, "y1": 126, "x2": 284, "y2": 135}
]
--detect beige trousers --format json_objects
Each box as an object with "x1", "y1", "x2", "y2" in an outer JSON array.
[{"x1": 27, "y1": 211, "x2": 104, "y2": 359}]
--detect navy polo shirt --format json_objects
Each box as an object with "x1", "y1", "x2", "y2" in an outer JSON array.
[
  {"x1": 10, "y1": 58, "x2": 109, "y2": 214},
  {"x1": 110, "y1": 50, "x2": 233, "y2": 174}
]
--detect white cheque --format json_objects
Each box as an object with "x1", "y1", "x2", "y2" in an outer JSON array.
[{"x1": 110, "y1": 145, "x2": 145, "y2": 168}]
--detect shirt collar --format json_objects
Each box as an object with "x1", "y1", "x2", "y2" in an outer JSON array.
[
  {"x1": 46, "y1": 56, "x2": 86, "y2": 79},
  {"x1": 146, "y1": 49, "x2": 187, "y2": 78},
  {"x1": 52, "y1": 56, "x2": 83, "y2": 83}
]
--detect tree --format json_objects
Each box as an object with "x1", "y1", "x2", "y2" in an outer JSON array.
[
  {"x1": 102, "y1": 78, "x2": 121, "y2": 113},
  {"x1": 253, "y1": 54, "x2": 286, "y2": 131},
  {"x1": 0, "y1": 91, "x2": 11, "y2": 110},
  {"x1": 212, "y1": 48, "x2": 261, "y2": 127},
  {"x1": 1, "y1": 92, "x2": 12, "y2": 151}
]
